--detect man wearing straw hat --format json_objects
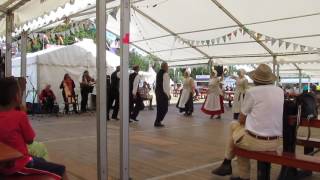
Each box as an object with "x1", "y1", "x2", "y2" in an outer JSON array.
[{"x1": 211, "y1": 64, "x2": 284, "y2": 180}]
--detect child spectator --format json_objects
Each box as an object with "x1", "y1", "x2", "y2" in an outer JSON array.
[{"x1": 0, "y1": 78, "x2": 67, "y2": 179}]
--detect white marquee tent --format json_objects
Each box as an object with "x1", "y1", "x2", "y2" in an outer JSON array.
[
  {"x1": 12, "y1": 39, "x2": 120, "y2": 105},
  {"x1": 1, "y1": 0, "x2": 320, "y2": 179}
]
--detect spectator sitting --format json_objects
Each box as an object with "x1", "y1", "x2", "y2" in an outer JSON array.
[
  {"x1": 139, "y1": 82, "x2": 154, "y2": 110},
  {"x1": 39, "y1": 85, "x2": 56, "y2": 113},
  {"x1": 0, "y1": 78, "x2": 67, "y2": 179}
]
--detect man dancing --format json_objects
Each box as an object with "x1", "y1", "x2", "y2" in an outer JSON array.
[{"x1": 154, "y1": 62, "x2": 171, "y2": 127}]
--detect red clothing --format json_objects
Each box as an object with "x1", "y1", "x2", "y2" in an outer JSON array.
[
  {"x1": 39, "y1": 89, "x2": 56, "y2": 102},
  {"x1": 0, "y1": 110, "x2": 35, "y2": 175}
]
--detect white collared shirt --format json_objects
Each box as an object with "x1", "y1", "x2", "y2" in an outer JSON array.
[
  {"x1": 241, "y1": 85, "x2": 284, "y2": 137},
  {"x1": 163, "y1": 72, "x2": 171, "y2": 97},
  {"x1": 132, "y1": 74, "x2": 141, "y2": 95}
]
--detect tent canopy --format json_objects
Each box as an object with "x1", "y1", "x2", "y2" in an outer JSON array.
[{"x1": 2, "y1": 0, "x2": 320, "y2": 79}]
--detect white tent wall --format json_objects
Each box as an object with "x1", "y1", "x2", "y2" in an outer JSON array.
[{"x1": 12, "y1": 39, "x2": 120, "y2": 106}]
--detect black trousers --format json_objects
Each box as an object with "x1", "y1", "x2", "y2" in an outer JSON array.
[
  {"x1": 129, "y1": 94, "x2": 144, "y2": 120},
  {"x1": 26, "y1": 156, "x2": 65, "y2": 177},
  {"x1": 108, "y1": 91, "x2": 120, "y2": 118},
  {"x1": 155, "y1": 93, "x2": 169, "y2": 123},
  {"x1": 81, "y1": 89, "x2": 89, "y2": 112}
]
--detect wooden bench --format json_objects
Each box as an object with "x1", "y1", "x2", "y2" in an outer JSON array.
[{"x1": 234, "y1": 147, "x2": 320, "y2": 180}]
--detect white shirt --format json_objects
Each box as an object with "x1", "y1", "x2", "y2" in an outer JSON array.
[
  {"x1": 132, "y1": 74, "x2": 141, "y2": 96},
  {"x1": 241, "y1": 85, "x2": 284, "y2": 136},
  {"x1": 163, "y1": 72, "x2": 171, "y2": 97}
]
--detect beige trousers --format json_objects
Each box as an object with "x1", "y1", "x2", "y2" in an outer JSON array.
[{"x1": 225, "y1": 121, "x2": 281, "y2": 179}]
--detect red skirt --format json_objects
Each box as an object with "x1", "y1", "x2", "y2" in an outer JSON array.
[{"x1": 201, "y1": 95, "x2": 224, "y2": 115}]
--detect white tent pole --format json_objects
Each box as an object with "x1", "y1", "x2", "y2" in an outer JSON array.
[
  {"x1": 96, "y1": 0, "x2": 108, "y2": 179},
  {"x1": 298, "y1": 69, "x2": 302, "y2": 93},
  {"x1": 21, "y1": 30, "x2": 27, "y2": 104},
  {"x1": 5, "y1": 12, "x2": 13, "y2": 77},
  {"x1": 120, "y1": 0, "x2": 130, "y2": 179}
]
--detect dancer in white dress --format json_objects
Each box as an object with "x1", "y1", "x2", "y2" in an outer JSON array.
[
  {"x1": 232, "y1": 69, "x2": 248, "y2": 120},
  {"x1": 201, "y1": 70, "x2": 224, "y2": 119},
  {"x1": 177, "y1": 71, "x2": 195, "y2": 116}
]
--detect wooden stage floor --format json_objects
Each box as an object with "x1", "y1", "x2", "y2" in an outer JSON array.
[{"x1": 30, "y1": 104, "x2": 320, "y2": 180}]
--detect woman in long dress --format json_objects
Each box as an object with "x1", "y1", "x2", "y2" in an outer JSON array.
[
  {"x1": 60, "y1": 73, "x2": 77, "y2": 114},
  {"x1": 201, "y1": 70, "x2": 224, "y2": 119},
  {"x1": 177, "y1": 71, "x2": 195, "y2": 116},
  {"x1": 232, "y1": 69, "x2": 248, "y2": 119}
]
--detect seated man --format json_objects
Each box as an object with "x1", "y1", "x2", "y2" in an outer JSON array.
[
  {"x1": 211, "y1": 64, "x2": 284, "y2": 180},
  {"x1": 0, "y1": 78, "x2": 66, "y2": 179},
  {"x1": 140, "y1": 82, "x2": 154, "y2": 110},
  {"x1": 39, "y1": 85, "x2": 56, "y2": 113}
]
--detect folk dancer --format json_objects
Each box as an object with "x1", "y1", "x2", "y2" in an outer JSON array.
[
  {"x1": 201, "y1": 69, "x2": 224, "y2": 119},
  {"x1": 154, "y1": 62, "x2": 171, "y2": 127}
]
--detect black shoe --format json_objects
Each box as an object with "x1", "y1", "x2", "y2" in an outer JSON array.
[
  {"x1": 211, "y1": 159, "x2": 232, "y2": 176},
  {"x1": 297, "y1": 170, "x2": 312, "y2": 178},
  {"x1": 132, "y1": 119, "x2": 139, "y2": 122},
  {"x1": 216, "y1": 115, "x2": 221, "y2": 119},
  {"x1": 154, "y1": 122, "x2": 165, "y2": 127},
  {"x1": 129, "y1": 120, "x2": 133, "y2": 123},
  {"x1": 112, "y1": 117, "x2": 119, "y2": 120},
  {"x1": 230, "y1": 177, "x2": 249, "y2": 180},
  {"x1": 149, "y1": 107, "x2": 154, "y2": 110}
]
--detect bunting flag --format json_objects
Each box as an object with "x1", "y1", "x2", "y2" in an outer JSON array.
[
  {"x1": 285, "y1": 42, "x2": 290, "y2": 49},
  {"x1": 278, "y1": 40, "x2": 284, "y2": 48},
  {"x1": 222, "y1": 35, "x2": 226, "y2": 42},
  {"x1": 201, "y1": 40, "x2": 206, "y2": 46},
  {"x1": 110, "y1": 7, "x2": 119, "y2": 20},
  {"x1": 256, "y1": 33, "x2": 262, "y2": 40},
  {"x1": 206, "y1": 40, "x2": 210, "y2": 46},
  {"x1": 271, "y1": 38, "x2": 277, "y2": 46},
  {"x1": 227, "y1": 33, "x2": 232, "y2": 40},
  {"x1": 211, "y1": 39, "x2": 215, "y2": 45},
  {"x1": 216, "y1": 37, "x2": 220, "y2": 44},
  {"x1": 265, "y1": 36, "x2": 270, "y2": 42},
  {"x1": 293, "y1": 43, "x2": 298, "y2": 51},
  {"x1": 300, "y1": 45, "x2": 306, "y2": 52},
  {"x1": 190, "y1": 40, "x2": 195, "y2": 46},
  {"x1": 239, "y1": 28, "x2": 243, "y2": 34},
  {"x1": 233, "y1": 30, "x2": 237, "y2": 37}
]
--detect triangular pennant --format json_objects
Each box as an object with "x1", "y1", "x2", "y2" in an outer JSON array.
[
  {"x1": 256, "y1": 33, "x2": 262, "y2": 40},
  {"x1": 74, "y1": 26, "x2": 79, "y2": 32},
  {"x1": 285, "y1": 42, "x2": 291, "y2": 49},
  {"x1": 278, "y1": 40, "x2": 284, "y2": 48},
  {"x1": 233, "y1": 30, "x2": 237, "y2": 37},
  {"x1": 211, "y1": 39, "x2": 215, "y2": 45},
  {"x1": 239, "y1": 28, "x2": 243, "y2": 34},
  {"x1": 216, "y1": 37, "x2": 220, "y2": 44},
  {"x1": 227, "y1": 33, "x2": 232, "y2": 40},
  {"x1": 222, "y1": 35, "x2": 227, "y2": 42},
  {"x1": 293, "y1": 43, "x2": 298, "y2": 51},
  {"x1": 201, "y1": 40, "x2": 206, "y2": 46},
  {"x1": 110, "y1": 7, "x2": 119, "y2": 20},
  {"x1": 50, "y1": 33, "x2": 55, "y2": 40},
  {"x1": 300, "y1": 45, "x2": 306, "y2": 52},
  {"x1": 308, "y1": 47, "x2": 314, "y2": 53},
  {"x1": 271, "y1": 38, "x2": 277, "y2": 46},
  {"x1": 206, "y1": 40, "x2": 210, "y2": 46},
  {"x1": 190, "y1": 40, "x2": 195, "y2": 46},
  {"x1": 265, "y1": 36, "x2": 270, "y2": 42},
  {"x1": 196, "y1": 41, "x2": 200, "y2": 46}
]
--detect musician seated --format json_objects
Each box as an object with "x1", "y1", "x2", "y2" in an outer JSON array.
[
  {"x1": 139, "y1": 82, "x2": 154, "y2": 110},
  {"x1": 60, "y1": 73, "x2": 78, "y2": 114},
  {"x1": 39, "y1": 85, "x2": 56, "y2": 113}
]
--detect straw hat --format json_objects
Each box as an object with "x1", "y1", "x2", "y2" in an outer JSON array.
[{"x1": 248, "y1": 64, "x2": 276, "y2": 84}]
